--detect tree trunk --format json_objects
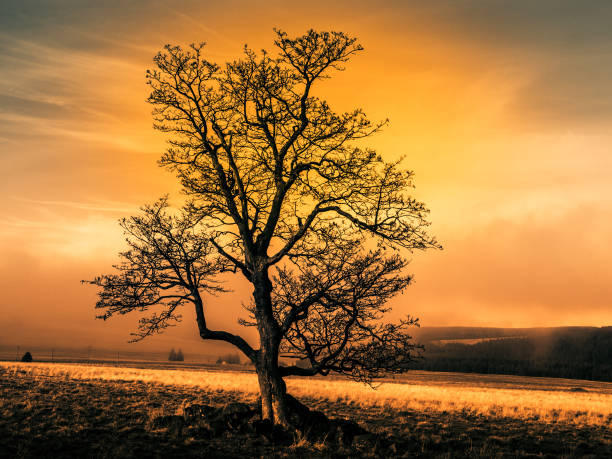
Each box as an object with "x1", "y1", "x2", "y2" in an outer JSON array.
[
  {"x1": 252, "y1": 267, "x2": 290, "y2": 427},
  {"x1": 256, "y1": 348, "x2": 290, "y2": 426}
]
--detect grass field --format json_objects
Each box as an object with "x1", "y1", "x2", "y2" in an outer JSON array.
[{"x1": 1, "y1": 361, "x2": 611, "y2": 457}]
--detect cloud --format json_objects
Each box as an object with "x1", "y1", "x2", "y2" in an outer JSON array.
[
  {"x1": 401, "y1": 0, "x2": 612, "y2": 52},
  {"x1": 510, "y1": 57, "x2": 612, "y2": 128},
  {"x1": 11, "y1": 198, "x2": 140, "y2": 213},
  {"x1": 0, "y1": 94, "x2": 73, "y2": 119},
  {"x1": 371, "y1": 1, "x2": 612, "y2": 129},
  {"x1": 0, "y1": 214, "x2": 124, "y2": 259},
  {"x1": 404, "y1": 203, "x2": 612, "y2": 326},
  {"x1": 1, "y1": 0, "x2": 611, "y2": 340}
]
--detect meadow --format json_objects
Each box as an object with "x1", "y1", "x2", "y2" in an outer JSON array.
[{"x1": 1, "y1": 361, "x2": 611, "y2": 457}]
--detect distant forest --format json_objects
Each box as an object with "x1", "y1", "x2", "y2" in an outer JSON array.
[{"x1": 412, "y1": 326, "x2": 612, "y2": 382}]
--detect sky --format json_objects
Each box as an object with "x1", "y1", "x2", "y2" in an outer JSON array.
[{"x1": 1, "y1": 0, "x2": 611, "y2": 353}]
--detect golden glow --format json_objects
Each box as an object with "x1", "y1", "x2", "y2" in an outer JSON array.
[
  {"x1": 5, "y1": 362, "x2": 612, "y2": 426},
  {"x1": 1, "y1": 1, "x2": 611, "y2": 349}
]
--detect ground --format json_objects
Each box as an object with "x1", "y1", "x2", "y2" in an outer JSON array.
[{"x1": 1, "y1": 363, "x2": 611, "y2": 458}]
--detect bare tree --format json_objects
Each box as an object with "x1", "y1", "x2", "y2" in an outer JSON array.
[{"x1": 86, "y1": 29, "x2": 439, "y2": 427}]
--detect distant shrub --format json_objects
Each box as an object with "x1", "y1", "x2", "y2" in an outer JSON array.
[
  {"x1": 168, "y1": 348, "x2": 184, "y2": 362},
  {"x1": 21, "y1": 352, "x2": 33, "y2": 362},
  {"x1": 216, "y1": 353, "x2": 240, "y2": 365}
]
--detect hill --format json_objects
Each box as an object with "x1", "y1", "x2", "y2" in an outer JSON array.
[{"x1": 412, "y1": 326, "x2": 612, "y2": 381}]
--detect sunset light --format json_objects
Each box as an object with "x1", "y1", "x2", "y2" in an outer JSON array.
[{"x1": 2, "y1": 2, "x2": 611, "y2": 457}]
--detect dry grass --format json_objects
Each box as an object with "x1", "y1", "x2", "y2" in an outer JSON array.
[
  {"x1": 2, "y1": 361, "x2": 611, "y2": 457},
  {"x1": 3, "y1": 361, "x2": 611, "y2": 427}
]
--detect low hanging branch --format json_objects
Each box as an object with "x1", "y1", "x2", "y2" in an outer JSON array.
[
  {"x1": 269, "y1": 238, "x2": 423, "y2": 383},
  {"x1": 83, "y1": 198, "x2": 255, "y2": 359}
]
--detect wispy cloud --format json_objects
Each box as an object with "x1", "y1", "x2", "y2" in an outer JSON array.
[
  {"x1": 0, "y1": 212, "x2": 126, "y2": 259},
  {"x1": 0, "y1": 112, "x2": 153, "y2": 154},
  {"x1": 163, "y1": 7, "x2": 234, "y2": 44},
  {"x1": 11, "y1": 197, "x2": 140, "y2": 214}
]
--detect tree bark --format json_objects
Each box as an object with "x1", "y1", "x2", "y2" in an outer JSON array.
[
  {"x1": 252, "y1": 268, "x2": 290, "y2": 426},
  {"x1": 256, "y1": 349, "x2": 290, "y2": 426}
]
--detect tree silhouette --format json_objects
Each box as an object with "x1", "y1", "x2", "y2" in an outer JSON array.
[
  {"x1": 168, "y1": 348, "x2": 185, "y2": 361},
  {"x1": 86, "y1": 29, "x2": 439, "y2": 427}
]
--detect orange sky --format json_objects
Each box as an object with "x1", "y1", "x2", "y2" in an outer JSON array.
[{"x1": 1, "y1": 0, "x2": 611, "y2": 353}]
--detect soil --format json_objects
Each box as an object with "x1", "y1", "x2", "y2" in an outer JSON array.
[{"x1": 1, "y1": 368, "x2": 611, "y2": 458}]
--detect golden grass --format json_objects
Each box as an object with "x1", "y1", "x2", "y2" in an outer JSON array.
[{"x1": 3, "y1": 361, "x2": 611, "y2": 427}]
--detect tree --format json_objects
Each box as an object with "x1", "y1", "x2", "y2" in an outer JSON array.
[
  {"x1": 168, "y1": 348, "x2": 185, "y2": 361},
  {"x1": 86, "y1": 29, "x2": 439, "y2": 427}
]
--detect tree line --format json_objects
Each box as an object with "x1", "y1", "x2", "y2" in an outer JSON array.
[{"x1": 414, "y1": 327, "x2": 612, "y2": 382}]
